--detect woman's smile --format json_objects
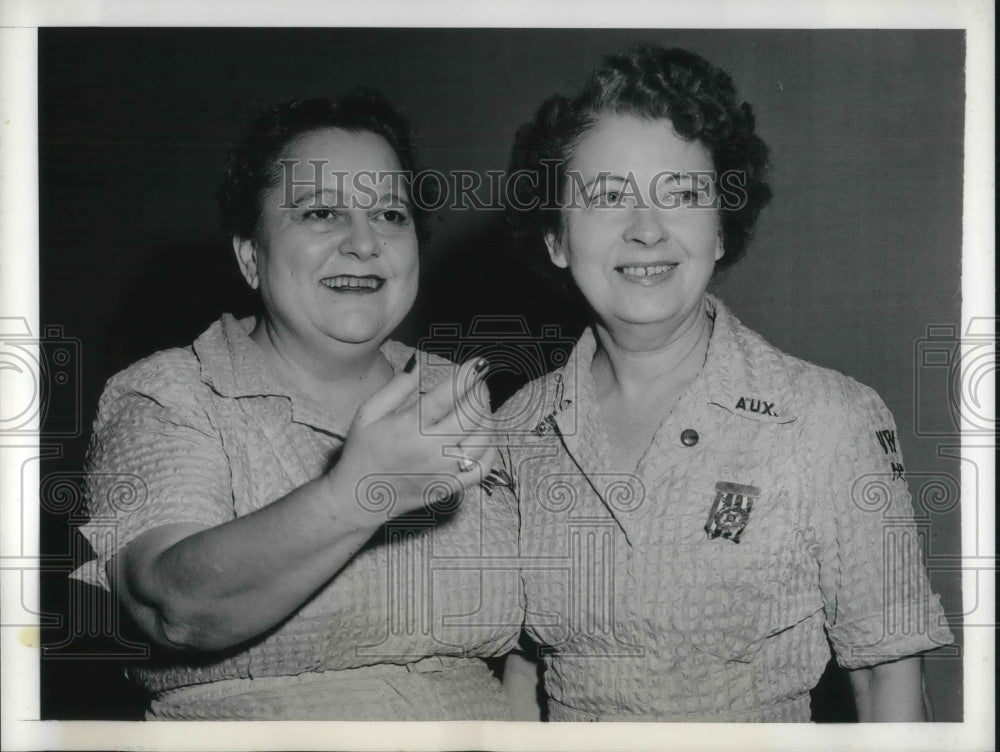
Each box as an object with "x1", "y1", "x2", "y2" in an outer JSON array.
[
  {"x1": 615, "y1": 262, "x2": 679, "y2": 283},
  {"x1": 319, "y1": 274, "x2": 387, "y2": 293}
]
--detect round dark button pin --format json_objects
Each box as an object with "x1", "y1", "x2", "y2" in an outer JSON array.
[{"x1": 680, "y1": 429, "x2": 699, "y2": 447}]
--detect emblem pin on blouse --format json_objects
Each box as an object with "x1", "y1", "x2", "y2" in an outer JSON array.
[{"x1": 680, "y1": 428, "x2": 699, "y2": 447}]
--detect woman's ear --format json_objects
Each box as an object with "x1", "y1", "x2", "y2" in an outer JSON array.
[
  {"x1": 715, "y1": 231, "x2": 724, "y2": 262},
  {"x1": 544, "y1": 231, "x2": 569, "y2": 269},
  {"x1": 233, "y1": 237, "x2": 260, "y2": 290}
]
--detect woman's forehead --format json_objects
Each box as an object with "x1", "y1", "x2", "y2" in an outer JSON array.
[
  {"x1": 273, "y1": 128, "x2": 409, "y2": 201},
  {"x1": 570, "y1": 113, "x2": 711, "y2": 175},
  {"x1": 281, "y1": 127, "x2": 404, "y2": 173}
]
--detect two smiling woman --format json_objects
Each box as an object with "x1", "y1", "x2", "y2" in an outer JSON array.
[{"x1": 76, "y1": 48, "x2": 950, "y2": 721}]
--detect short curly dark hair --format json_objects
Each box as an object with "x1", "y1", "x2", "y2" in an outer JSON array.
[
  {"x1": 217, "y1": 90, "x2": 435, "y2": 245},
  {"x1": 507, "y1": 45, "x2": 772, "y2": 289}
]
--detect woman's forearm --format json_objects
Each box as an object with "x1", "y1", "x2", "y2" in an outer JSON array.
[
  {"x1": 113, "y1": 469, "x2": 380, "y2": 652},
  {"x1": 848, "y1": 656, "x2": 927, "y2": 721},
  {"x1": 110, "y1": 359, "x2": 493, "y2": 654},
  {"x1": 502, "y1": 651, "x2": 543, "y2": 721}
]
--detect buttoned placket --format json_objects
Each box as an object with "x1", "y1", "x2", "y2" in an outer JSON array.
[
  {"x1": 551, "y1": 352, "x2": 636, "y2": 530},
  {"x1": 551, "y1": 359, "x2": 702, "y2": 586},
  {"x1": 547, "y1": 334, "x2": 741, "y2": 591},
  {"x1": 636, "y1": 377, "x2": 712, "y2": 489},
  {"x1": 540, "y1": 301, "x2": 798, "y2": 583}
]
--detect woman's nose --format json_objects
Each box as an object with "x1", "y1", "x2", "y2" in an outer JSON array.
[
  {"x1": 623, "y1": 206, "x2": 665, "y2": 246},
  {"x1": 339, "y1": 215, "x2": 379, "y2": 259}
]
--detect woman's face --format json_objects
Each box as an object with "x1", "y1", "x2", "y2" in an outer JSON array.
[
  {"x1": 235, "y1": 127, "x2": 418, "y2": 352},
  {"x1": 546, "y1": 114, "x2": 723, "y2": 337}
]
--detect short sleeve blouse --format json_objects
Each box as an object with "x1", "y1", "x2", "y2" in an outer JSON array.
[
  {"x1": 73, "y1": 315, "x2": 522, "y2": 720},
  {"x1": 499, "y1": 295, "x2": 954, "y2": 722}
]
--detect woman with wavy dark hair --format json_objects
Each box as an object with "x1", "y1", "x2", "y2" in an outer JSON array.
[
  {"x1": 72, "y1": 92, "x2": 521, "y2": 720},
  {"x1": 494, "y1": 46, "x2": 952, "y2": 721}
]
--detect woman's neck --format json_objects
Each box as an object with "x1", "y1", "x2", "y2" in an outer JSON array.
[
  {"x1": 591, "y1": 301, "x2": 713, "y2": 405},
  {"x1": 249, "y1": 317, "x2": 394, "y2": 410}
]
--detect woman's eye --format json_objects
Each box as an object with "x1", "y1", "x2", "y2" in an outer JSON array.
[
  {"x1": 590, "y1": 190, "x2": 622, "y2": 208},
  {"x1": 657, "y1": 189, "x2": 700, "y2": 208},
  {"x1": 378, "y1": 208, "x2": 411, "y2": 224},
  {"x1": 301, "y1": 208, "x2": 341, "y2": 222}
]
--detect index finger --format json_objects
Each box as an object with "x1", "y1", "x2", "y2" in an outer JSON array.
[
  {"x1": 355, "y1": 369, "x2": 419, "y2": 426},
  {"x1": 419, "y1": 356, "x2": 488, "y2": 426}
]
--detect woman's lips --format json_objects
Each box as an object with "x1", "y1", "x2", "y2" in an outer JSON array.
[
  {"x1": 320, "y1": 274, "x2": 386, "y2": 293},
  {"x1": 615, "y1": 262, "x2": 678, "y2": 282}
]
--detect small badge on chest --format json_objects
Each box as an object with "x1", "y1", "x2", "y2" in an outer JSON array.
[{"x1": 705, "y1": 481, "x2": 760, "y2": 543}]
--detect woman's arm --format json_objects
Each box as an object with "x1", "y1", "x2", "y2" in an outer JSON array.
[
  {"x1": 109, "y1": 359, "x2": 496, "y2": 653},
  {"x1": 847, "y1": 655, "x2": 928, "y2": 721},
  {"x1": 110, "y1": 471, "x2": 382, "y2": 652},
  {"x1": 502, "y1": 649, "x2": 543, "y2": 721},
  {"x1": 811, "y1": 380, "x2": 954, "y2": 719}
]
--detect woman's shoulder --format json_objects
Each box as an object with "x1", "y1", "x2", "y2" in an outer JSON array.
[
  {"x1": 97, "y1": 321, "x2": 224, "y2": 419},
  {"x1": 101, "y1": 348, "x2": 203, "y2": 415},
  {"x1": 723, "y1": 308, "x2": 894, "y2": 430},
  {"x1": 494, "y1": 368, "x2": 565, "y2": 437},
  {"x1": 105, "y1": 345, "x2": 201, "y2": 391},
  {"x1": 89, "y1": 345, "x2": 220, "y2": 449}
]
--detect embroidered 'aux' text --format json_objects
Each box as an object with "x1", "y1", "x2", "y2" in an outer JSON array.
[{"x1": 735, "y1": 397, "x2": 777, "y2": 417}]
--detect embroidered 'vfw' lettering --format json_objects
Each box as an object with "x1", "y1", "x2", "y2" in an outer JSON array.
[
  {"x1": 875, "y1": 429, "x2": 904, "y2": 480},
  {"x1": 875, "y1": 429, "x2": 897, "y2": 454}
]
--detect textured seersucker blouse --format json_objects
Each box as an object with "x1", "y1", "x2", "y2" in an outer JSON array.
[
  {"x1": 490, "y1": 295, "x2": 954, "y2": 722},
  {"x1": 73, "y1": 314, "x2": 522, "y2": 720}
]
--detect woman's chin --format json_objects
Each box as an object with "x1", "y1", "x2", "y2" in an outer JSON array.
[
  {"x1": 606, "y1": 308, "x2": 686, "y2": 330},
  {"x1": 601, "y1": 295, "x2": 708, "y2": 330},
  {"x1": 316, "y1": 321, "x2": 391, "y2": 348},
  {"x1": 331, "y1": 332, "x2": 386, "y2": 348}
]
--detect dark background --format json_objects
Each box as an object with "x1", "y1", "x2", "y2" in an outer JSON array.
[{"x1": 38, "y1": 28, "x2": 965, "y2": 720}]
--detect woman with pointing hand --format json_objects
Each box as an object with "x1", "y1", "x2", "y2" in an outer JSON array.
[{"x1": 73, "y1": 93, "x2": 521, "y2": 720}]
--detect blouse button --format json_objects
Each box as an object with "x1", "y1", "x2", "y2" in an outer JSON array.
[{"x1": 680, "y1": 429, "x2": 699, "y2": 447}]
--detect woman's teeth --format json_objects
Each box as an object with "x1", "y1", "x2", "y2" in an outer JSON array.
[
  {"x1": 321, "y1": 276, "x2": 382, "y2": 290},
  {"x1": 619, "y1": 264, "x2": 675, "y2": 277}
]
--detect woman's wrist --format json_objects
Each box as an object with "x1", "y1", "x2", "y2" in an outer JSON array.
[{"x1": 320, "y1": 465, "x2": 387, "y2": 537}]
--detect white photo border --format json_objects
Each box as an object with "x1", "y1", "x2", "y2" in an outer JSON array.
[{"x1": 1, "y1": 1, "x2": 993, "y2": 750}]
